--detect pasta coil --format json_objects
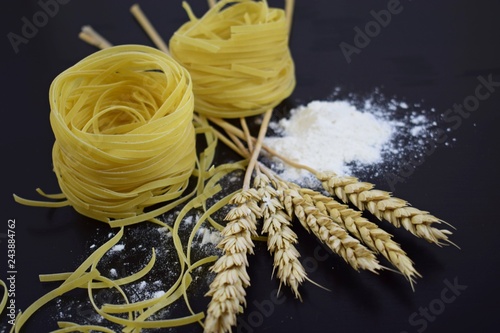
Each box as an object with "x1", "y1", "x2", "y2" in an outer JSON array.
[
  {"x1": 48, "y1": 44, "x2": 196, "y2": 224},
  {"x1": 169, "y1": 0, "x2": 295, "y2": 118}
]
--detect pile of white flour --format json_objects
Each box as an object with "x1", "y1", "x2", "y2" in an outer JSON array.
[
  {"x1": 264, "y1": 97, "x2": 449, "y2": 187},
  {"x1": 266, "y1": 100, "x2": 393, "y2": 176}
]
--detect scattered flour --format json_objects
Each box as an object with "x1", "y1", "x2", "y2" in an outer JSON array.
[
  {"x1": 197, "y1": 227, "x2": 223, "y2": 246},
  {"x1": 157, "y1": 226, "x2": 172, "y2": 238},
  {"x1": 152, "y1": 290, "x2": 166, "y2": 298},
  {"x1": 109, "y1": 244, "x2": 125, "y2": 253},
  {"x1": 109, "y1": 268, "x2": 118, "y2": 278},
  {"x1": 184, "y1": 215, "x2": 195, "y2": 225},
  {"x1": 138, "y1": 280, "x2": 147, "y2": 290},
  {"x1": 265, "y1": 95, "x2": 448, "y2": 186}
]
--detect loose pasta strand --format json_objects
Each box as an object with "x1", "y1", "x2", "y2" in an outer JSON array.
[
  {"x1": 130, "y1": 4, "x2": 171, "y2": 54},
  {"x1": 285, "y1": 0, "x2": 295, "y2": 34},
  {"x1": 78, "y1": 25, "x2": 113, "y2": 49}
]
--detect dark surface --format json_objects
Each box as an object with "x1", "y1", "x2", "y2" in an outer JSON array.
[{"x1": 1, "y1": 0, "x2": 500, "y2": 332}]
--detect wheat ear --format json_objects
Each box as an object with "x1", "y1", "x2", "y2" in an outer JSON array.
[
  {"x1": 204, "y1": 189, "x2": 262, "y2": 333},
  {"x1": 299, "y1": 187, "x2": 420, "y2": 286},
  {"x1": 317, "y1": 172, "x2": 456, "y2": 247},
  {"x1": 254, "y1": 173, "x2": 307, "y2": 300},
  {"x1": 278, "y1": 181, "x2": 381, "y2": 273}
]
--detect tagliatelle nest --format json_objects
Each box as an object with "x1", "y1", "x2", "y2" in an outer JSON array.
[{"x1": 5, "y1": 1, "x2": 458, "y2": 333}]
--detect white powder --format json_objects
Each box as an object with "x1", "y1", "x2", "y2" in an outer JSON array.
[
  {"x1": 157, "y1": 226, "x2": 172, "y2": 238},
  {"x1": 184, "y1": 215, "x2": 194, "y2": 225},
  {"x1": 138, "y1": 281, "x2": 147, "y2": 290},
  {"x1": 152, "y1": 290, "x2": 165, "y2": 298},
  {"x1": 410, "y1": 125, "x2": 426, "y2": 136},
  {"x1": 266, "y1": 100, "x2": 395, "y2": 179},
  {"x1": 399, "y1": 101, "x2": 409, "y2": 109},
  {"x1": 110, "y1": 244, "x2": 125, "y2": 252},
  {"x1": 265, "y1": 96, "x2": 448, "y2": 186},
  {"x1": 197, "y1": 227, "x2": 223, "y2": 246},
  {"x1": 109, "y1": 268, "x2": 118, "y2": 278}
]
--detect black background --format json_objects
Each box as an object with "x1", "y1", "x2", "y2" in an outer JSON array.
[{"x1": 1, "y1": 0, "x2": 500, "y2": 332}]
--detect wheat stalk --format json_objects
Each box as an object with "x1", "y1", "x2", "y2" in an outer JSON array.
[
  {"x1": 204, "y1": 189, "x2": 262, "y2": 333},
  {"x1": 299, "y1": 187, "x2": 420, "y2": 286},
  {"x1": 277, "y1": 181, "x2": 381, "y2": 273},
  {"x1": 317, "y1": 172, "x2": 456, "y2": 247},
  {"x1": 254, "y1": 173, "x2": 307, "y2": 300}
]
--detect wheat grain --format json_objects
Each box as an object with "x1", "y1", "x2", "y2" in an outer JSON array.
[
  {"x1": 317, "y1": 172, "x2": 455, "y2": 247},
  {"x1": 299, "y1": 187, "x2": 420, "y2": 286},
  {"x1": 254, "y1": 173, "x2": 307, "y2": 300},
  {"x1": 277, "y1": 181, "x2": 381, "y2": 273},
  {"x1": 204, "y1": 189, "x2": 262, "y2": 333}
]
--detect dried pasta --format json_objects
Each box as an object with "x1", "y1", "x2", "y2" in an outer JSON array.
[
  {"x1": 169, "y1": 0, "x2": 295, "y2": 118},
  {"x1": 10, "y1": 1, "x2": 297, "y2": 331},
  {"x1": 14, "y1": 45, "x2": 197, "y2": 226}
]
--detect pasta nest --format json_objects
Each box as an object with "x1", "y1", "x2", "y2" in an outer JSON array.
[
  {"x1": 169, "y1": 0, "x2": 296, "y2": 118},
  {"x1": 48, "y1": 45, "x2": 196, "y2": 223}
]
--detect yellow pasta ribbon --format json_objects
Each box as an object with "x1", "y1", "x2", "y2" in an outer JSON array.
[{"x1": 169, "y1": 0, "x2": 296, "y2": 118}]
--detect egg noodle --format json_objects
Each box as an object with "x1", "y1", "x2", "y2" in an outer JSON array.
[
  {"x1": 169, "y1": 0, "x2": 295, "y2": 118},
  {"x1": 6, "y1": 0, "x2": 295, "y2": 332},
  {"x1": 14, "y1": 45, "x2": 197, "y2": 227}
]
